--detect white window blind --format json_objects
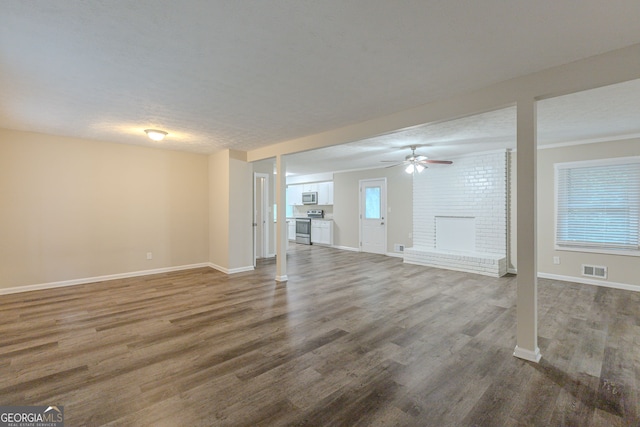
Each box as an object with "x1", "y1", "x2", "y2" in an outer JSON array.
[{"x1": 555, "y1": 158, "x2": 640, "y2": 252}]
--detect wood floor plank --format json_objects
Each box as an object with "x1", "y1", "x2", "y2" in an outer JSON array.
[{"x1": 0, "y1": 243, "x2": 639, "y2": 425}]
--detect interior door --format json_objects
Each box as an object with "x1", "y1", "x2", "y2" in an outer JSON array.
[
  {"x1": 254, "y1": 173, "x2": 269, "y2": 263},
  {"x1": 360, "y1": 178, "x2": 387, "y2": 254}
]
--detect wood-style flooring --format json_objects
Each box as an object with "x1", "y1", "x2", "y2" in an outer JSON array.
[{"x1": 0, "y1": 244, "x2": 638, "y2": 426}]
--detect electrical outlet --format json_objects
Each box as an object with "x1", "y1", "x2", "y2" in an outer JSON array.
[
  {"x1": 408, "y1": 232, "x2": 412, "y2": 239},
  {"x1": 553, "y1": 256, "x2": 560, "y2": 265},
  {"x1": 146, "y1": 252, "x2": 153, "y2": 260}
]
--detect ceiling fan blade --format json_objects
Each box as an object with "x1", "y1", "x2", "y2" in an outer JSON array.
[
  {"x1": 382, "y1": 160, "x2": 412, "y2": 164},
  {"x1": 423, "y1": 159, "x2": 453, "y2": 164},
  {"x1": 383, "y1": 163, "x2": 403, "y2": 168}
]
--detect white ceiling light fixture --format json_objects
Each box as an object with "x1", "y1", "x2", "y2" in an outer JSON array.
[
  {"x1": 405, "y1": 163, "x2": 425, "y2": 174},
  {"x1": 144, "y1": 129, "x2": 168, "y2": 141}
]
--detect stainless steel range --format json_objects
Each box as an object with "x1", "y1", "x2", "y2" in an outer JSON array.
[
  {"x1": 307, "y1": 209, "x2": 324, "y2": 219},
  {"x1": 295, "y1": 218, "x2": 312, "y2": 245},
  {"x1": 295, "y1": 209, "x2": 324, "y2": 245}
]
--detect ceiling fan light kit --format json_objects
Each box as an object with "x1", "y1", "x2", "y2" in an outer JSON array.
[
  {"x1": 382, "y1": 145, "x2": 453, "y2": 174},
  {"x1": 405, "y1": 163, "x2": 425, "y2": 174}
]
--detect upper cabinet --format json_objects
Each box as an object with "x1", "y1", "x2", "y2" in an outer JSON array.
[
  {"x1": 286, "y1": 184, "x2": 303, "y2": 206},
  {"x1": 302, "y1": 183, "x2": 318, "y2": 193},
  {"x1": 286, "y1": 181, "x2": 334, "y2": 205},
  {"x1": 317, "y1": 181, "x2": 334, "y2": 205}
]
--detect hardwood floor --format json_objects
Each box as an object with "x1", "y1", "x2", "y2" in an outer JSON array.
[{"x1": 0, "y1": 244, "x2": 638, "y2": 426}]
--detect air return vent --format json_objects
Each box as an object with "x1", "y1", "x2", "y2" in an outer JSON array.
[
  {"x1": 582, "y1": 264, "x2": 607, "y2": 279},
  {"x1": 394, "y1": 244, "x2": 405, "y2": 253}
]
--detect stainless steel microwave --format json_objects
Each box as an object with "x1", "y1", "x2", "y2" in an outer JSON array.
[{"x1": 302, "y1": 191, "x2": 317, "y2": 205}]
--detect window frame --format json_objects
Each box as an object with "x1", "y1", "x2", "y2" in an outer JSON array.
[{"x1": 554, "y1": 156, "x2": 640, "y2": 257}]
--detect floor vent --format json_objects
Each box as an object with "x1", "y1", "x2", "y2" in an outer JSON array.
[
  {"x1": 582, "y1": 264, "x2": 607, "y2": 279},
  {"x1": 394, "y1": 244, "x2": 405, "y2": 253}
]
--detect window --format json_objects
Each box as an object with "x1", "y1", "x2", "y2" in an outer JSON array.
[
  {"x1": 555, "y1": 157, "x2": 640, "y2": 255},
  {"x1": 365, "y1": 187, "x2": 381, "y2": 219}
]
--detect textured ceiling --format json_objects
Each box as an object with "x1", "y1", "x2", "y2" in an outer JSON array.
[
  {"x1": 1, "y1": 1, "x2": 640, "y2": 155},
  {"x1": 284, "y1": 79, "x2": 640, "y2": 175}
]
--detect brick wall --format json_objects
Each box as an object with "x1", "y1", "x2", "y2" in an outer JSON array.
[{"x1": 405, "y1": 150, "x2": 509, "y2": 276}]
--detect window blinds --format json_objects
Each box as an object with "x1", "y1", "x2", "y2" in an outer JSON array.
[{"x1": 555, "y1": 159, "x2": 640, "y2": 251}]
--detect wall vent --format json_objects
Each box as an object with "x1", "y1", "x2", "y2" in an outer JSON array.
[
  {"x1": 394, "y1": 244, "x2": 405, "y2": 253},
  {"x1": 582, "y1": 264, "x2": 607, "y2": 279}
]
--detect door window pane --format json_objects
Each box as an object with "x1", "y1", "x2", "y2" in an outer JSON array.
[{"x1": 365, "y1": 187, "x2": 381, "y2": 219}]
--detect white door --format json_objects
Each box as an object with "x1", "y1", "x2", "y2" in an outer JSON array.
[
  {"x1": 254, "y1": 173, "x2": 269, "y2": 264},
  {"x1": 360, "y1": 178, "x2": 387, "y2": 254}
]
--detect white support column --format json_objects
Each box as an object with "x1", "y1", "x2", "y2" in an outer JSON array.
[
  {"x1": 514, "y1": 98, "x2": 541, "y2": 363},
  {"x1": 275, "y1": 155, "x2": 288, "y2": 282}
]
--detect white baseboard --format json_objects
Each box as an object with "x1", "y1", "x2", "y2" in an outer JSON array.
[
  {"x1": 513, "y1": 345, "x2": 542, "y2": 363},
  {"x1": 0, "y1": 263, "x2": 211, "y2": 296},
  {"x1": 275, "y1": 275, "x2": 288, "y2": 282},
  {"x1": 496, "y1": 269, "x2": 638, "y2": 292},
  {"x1": 537, "y1": 272, "x2": 639, "y2": 292},
  {"x1": 332, "y1": 245, "x2": 360, "y2": 252},
  {"x1": 209, "y1": 263, "x2": 255, "y2": 274}
]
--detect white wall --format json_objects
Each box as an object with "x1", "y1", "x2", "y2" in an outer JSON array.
[
  {"x1": 0, "y1": 128, "x2": 210, "y2": 289},
  {"x1": 209, "y1": 150, "x2": 254, "y2": 273},
  {"x1": 209, "y1": 150, "x2": 230, "y2": 269},
  {"x1": 333, "y1": 166, "x2": 413, "y2": 253},
  {"x1": 228, "y1": 154, "x2": 254, "y2": 270}
]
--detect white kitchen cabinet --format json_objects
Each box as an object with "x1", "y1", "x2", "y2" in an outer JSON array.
[
  {"x1": 317, "y1": 181, "x2": 334, "y2": 205},
  {"x1": 287, "y1": 181, "x2": 333, "y2": 206},
  {"x1": 311, "y1": 220, "x2": 333, "y2": 245},
  {"x1": 302, "y1": 183, "x2": 318, "y2": 193},
  {"x1": 287, "y1": 219, "x2": 296, "y2": 241},
  {"x1": 286, "y1": 184, "x2": 303, "y2": 206}
]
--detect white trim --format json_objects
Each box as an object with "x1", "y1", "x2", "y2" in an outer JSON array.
[
  {"x1": 507, "y1": 268, "x2": 517, "y2": 274},
  {"x1": 275, "y1": 275, "x2": 288, "y2": 282},
  {"x1": 209, "y1": 263, "x2": 255, "y2": 274},
  {"x1": 332, "y1": 245, "x2": 360, "y2": 252},
  {"x1": 537, "y1": 133, "x2": 640, "y2": 150},
  {"x1": 554, "y1": 245, "x2": 640, "y2": 257},
  {"x1": 0, "y1": 263, "x2": 210, "y2": 296},
  {"x1": 513, "y1": 345, "x2": 542, "y2": 363},
  {"x1": 537, "y1": 272, "x2": 640, "y2": 292}
]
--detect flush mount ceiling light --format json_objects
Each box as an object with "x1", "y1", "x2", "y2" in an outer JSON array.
[{"x1": 144, "y1": 129, "x2": 168, "y2": 141}]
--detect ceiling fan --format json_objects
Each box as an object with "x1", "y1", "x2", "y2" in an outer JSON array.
[{"x1": 381, "y1": 145, "x2": 453, "y2": 174}]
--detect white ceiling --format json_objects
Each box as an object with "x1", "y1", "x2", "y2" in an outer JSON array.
[
  {"x1": 285, "y1": 78, "x2": 640, "y2": 175},
  {"x1": 1, "y1": 1, "x2": 639, "y2": 163}
]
